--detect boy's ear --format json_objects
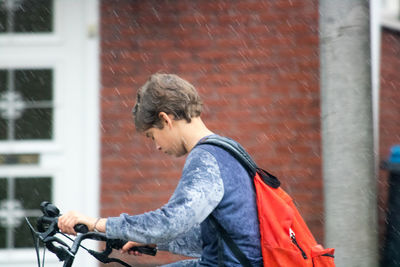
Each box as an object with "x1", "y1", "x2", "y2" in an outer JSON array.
[{"x1": 158, "y1": 112, "x2": 173, "y2": 126}]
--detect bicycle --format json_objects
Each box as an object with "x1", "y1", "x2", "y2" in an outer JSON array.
[{"x1": 25, "y1": 201, "x2": 157, "y2": 267}]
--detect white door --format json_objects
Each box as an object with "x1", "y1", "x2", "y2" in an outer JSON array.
[{"x1": 0, "y1": 0, "x2": 99, "y2": 266}]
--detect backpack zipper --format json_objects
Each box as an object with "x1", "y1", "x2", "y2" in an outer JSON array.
[{"x1": 289, "y1": 228, "x2": 308, "y2": 259}]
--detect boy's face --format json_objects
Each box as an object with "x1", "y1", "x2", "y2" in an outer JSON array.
[{"x1": 144, "y1": 124, "x2": 187, "y2": 157}]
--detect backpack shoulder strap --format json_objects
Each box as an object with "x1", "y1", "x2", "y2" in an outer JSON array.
[
  {"x1": 209, "y1": 215, "x2": 252, "y2": 267},
  {"x1": 197, "y1": 136, "x2": 280, "y2": 188},
  {"x1": 198, "y1": 136, "x2": 257, "y2": 176}
]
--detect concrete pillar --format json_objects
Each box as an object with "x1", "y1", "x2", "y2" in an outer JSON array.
[{"x1": 319, "y1": 1, "x2": 378, "y2": 266}]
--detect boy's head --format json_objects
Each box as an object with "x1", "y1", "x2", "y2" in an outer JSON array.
[{"x1": 132, "y1": 74, "x2": 203, "y2": 132}]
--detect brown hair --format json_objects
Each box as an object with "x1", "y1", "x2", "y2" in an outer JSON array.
[{"x1": 132, "y1": 74, "x2": 203, "y2": 132}]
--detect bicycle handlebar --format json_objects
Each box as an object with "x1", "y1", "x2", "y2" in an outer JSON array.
[{"x1": 26, "y1": 201, "x2": 157, "y2": 267}]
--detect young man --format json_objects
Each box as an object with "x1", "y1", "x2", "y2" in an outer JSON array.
[{"x1": 58, "y1": 74, "x2": 263, "y2": 266}]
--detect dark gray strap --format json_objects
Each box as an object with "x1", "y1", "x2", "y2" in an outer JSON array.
[
  {"x1": 199, "y1": 136, "x2": 257, "y2": 177},
  {"x1": 217, "y1": 234, "x2": 224, "y2": 267},
  {"x1": 197, "y1": 136, "x2": 280, "y2": 188},
  {"x1": 210, "y1": 215, "x2": 252, "y2": 267}
]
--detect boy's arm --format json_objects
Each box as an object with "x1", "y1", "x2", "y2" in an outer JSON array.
[
  {"x1": 106, "y1": 148, "x2": 223, "y2": 245},
  {"x1": 157, "y1": 223, "x2": 202, "y2": 257}
]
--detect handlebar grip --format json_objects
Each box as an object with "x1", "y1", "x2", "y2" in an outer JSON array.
[
  {"x1": 131, "y1": 246, "x2": 157, "y2": 256},
  {"x1": 74, "y1": 224, "x2": 89, "y2": 234},
  {"x1": 107, "y1": 239, "x2": 157, "y2": 256}
]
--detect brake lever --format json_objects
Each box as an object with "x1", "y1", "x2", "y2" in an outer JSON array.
[
  {"x1": 42, "y1": 236, "x2": 70, "y2": 248},
  {"x1": 86, "y1": 237, "x2": 132, "y2": 267},
  {"x1": 27, "y1": 216, "x2": 66, "y2": 250},
  {"x1": 26, "y1": 217, "x2": 73, "y2": 262},
  {"x1": 84, "y1": 236, "x2": 156, "y2": 266},
  {"x1": 44, "y1": 239, "x2": 74, "y2": 262}
]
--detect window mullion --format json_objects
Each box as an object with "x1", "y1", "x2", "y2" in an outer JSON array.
[{"x1": 24, "y1": 101, "x2": 53, "y2": 109}]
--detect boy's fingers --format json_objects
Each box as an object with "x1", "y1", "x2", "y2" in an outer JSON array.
[
  {"x1": 128, "y1": 250, "x2": 142, "y2": 256},
  {"x1": 121, "y1": 241, "x2": 143, "y2": 253}
]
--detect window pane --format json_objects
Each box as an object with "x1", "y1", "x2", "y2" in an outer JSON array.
[
  {"x1": 15, "y1": 177, "x2": 51, "y2": 247},
  {"x1": 0, "y1": 178, "x2": 7, "y2": 201},
  {"x1": 0, "y1": 226, "x2": 5, "y2": 248},
  {"x1": 15, "y1": 69, "x2": 52, "y2": 102},
  {"x1": 0, "y1": 70, "x2": 7, "y2": 93},
  {"x1": 15, "y1": 108, "x2": 52, "y2": 140},
  {"x1": 0, "y1": 4, "x2": 7, "y2": 33},
  {"x1": 0, "y1": 177, "x2": 52, "y2": 249},
  {"x1": 0, "y1": 69, "x2": 54, "y2": 141},
  {"x1": 15, "y1": 177, "x2": 52, "y2": 210},
  {"x1": 14, "y1": 216, "x2": 36, "y2": 248},
  {"x1": 14, "y1": 0, "x2": 53, "y2": 33},
  {"x1": 0, "y1": 118, "x2": 6, "y2": 140}
]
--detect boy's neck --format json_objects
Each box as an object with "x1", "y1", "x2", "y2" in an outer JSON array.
[{"x1": 178, "y1": 117, "x2": 214, "y2": 153}]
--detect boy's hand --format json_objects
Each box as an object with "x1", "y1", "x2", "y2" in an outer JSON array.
[
  {"x1": 121, "y1": 241, "x2": 156, "y2": 256},
  {"x1": 58, "y1": 211, "x2": 96, "y2": 235}
]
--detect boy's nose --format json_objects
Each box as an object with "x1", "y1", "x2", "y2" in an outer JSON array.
[{"x1": 156, "y1": 144, "x2": 161, "y2": 151}]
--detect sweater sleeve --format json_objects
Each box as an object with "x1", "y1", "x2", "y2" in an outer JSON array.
[
  {"x1": 157, "y1": 223, "x2": 202, "y2": 257},
  {"x1": 106, "y1": 148, "x2": 223, "y2": 247}
]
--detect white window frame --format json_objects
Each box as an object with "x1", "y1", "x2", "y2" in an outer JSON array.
[{"x1": 0, "y1": 0, "x2": 100, "y2": 266}]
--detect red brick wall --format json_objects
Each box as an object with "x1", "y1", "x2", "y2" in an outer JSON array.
[
  {"x1": 379, "y1": 28, "x2": 400, "y2": 251},
  {"x1": 380, "y1": 28, "x2": 400, "y2": 160},
  {"x1": 100, "y1": 0, "x2": 320, "y2": 265}
]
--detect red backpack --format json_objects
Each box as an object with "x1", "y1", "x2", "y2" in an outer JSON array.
[{"x1": 198, "y1": 136, "x2": 335, "y2": 267}]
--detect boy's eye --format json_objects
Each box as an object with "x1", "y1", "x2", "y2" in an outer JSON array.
[{"x1": 145, "y1": 133, "x2": 154, "y2": 140}]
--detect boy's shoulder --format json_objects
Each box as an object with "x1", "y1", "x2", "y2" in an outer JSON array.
[{"x1": 190, "y1": 135, "x2": 240, "y2": 166}]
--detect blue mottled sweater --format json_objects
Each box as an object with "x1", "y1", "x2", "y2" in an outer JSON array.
[{"x1": 106, "y1": 136, "x2": 263, "y2": 266}]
